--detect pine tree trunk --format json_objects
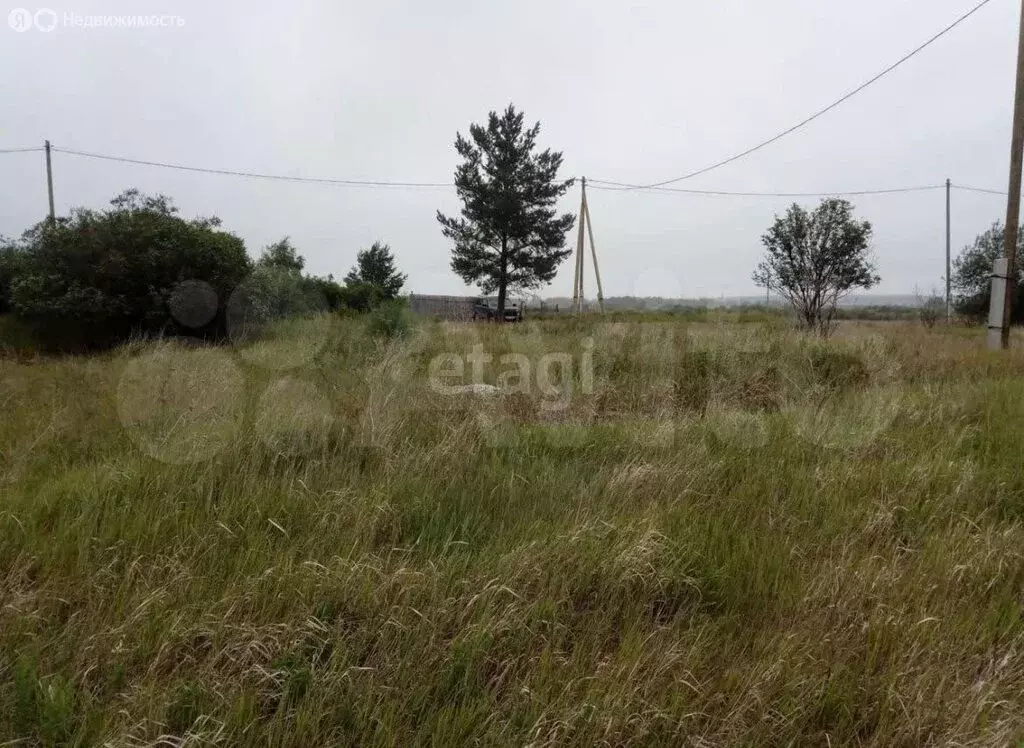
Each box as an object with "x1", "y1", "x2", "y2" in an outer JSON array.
[{"x1": 496, "y1": 239, "x2": 508, "y2": 321}]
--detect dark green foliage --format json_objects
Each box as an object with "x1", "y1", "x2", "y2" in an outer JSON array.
[
  {"x1": 344, "y1": 241, "x2": 406, "y2": 300},
  {"x1": 337, "y1": 281, "x2": 384, "y2": 313},
  {"x1": 367, "y1": 297, "x2": 411, "y2": 339},
  {"x1": 437, "y1": 104, "x2": 575, "y2": 316},
  {"x1": 0, "y1": 243, "x2": 22, "y2": 314},
  {"x1": 257, "y1": 237, "x2": 305, "y2": 274},
  {"x1": 226, "y1": 266, "x2": 326, "y2": 341},
  {"x1": 952, "y1": 222, "x2": 1024, "y2": 323},
  {"x1": 6, "y1": 189, "x2": 251, "y2": 349},
  {"x1": 753, "y1": 199, "x2": 879, "y2": 335},
  {"x1": 308, "y1": 275, "x2": 346, "y2": 312},
  {"x1": 258, "y1": 238, "x2": 353, "y2": 314},
  {"x1": 0, "y1": 315, "x2": 39, "y2": 355},
  {"x1": 226, "y1": 240, "x2": 328, "y2": 340}
]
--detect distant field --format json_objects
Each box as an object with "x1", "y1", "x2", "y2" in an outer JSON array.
[{"x1": 3, "y1": 315, "x2": 1024, "y2": 746}]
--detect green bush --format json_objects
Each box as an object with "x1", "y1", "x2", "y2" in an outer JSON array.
[
  {"x1": 0, "y1": 314, "x2": 41, "y2": 356},
  {"x1": 226, "y1": 266, "x2": 327, "y2": 342},
  {"x1": 338, "y1": 281, "x2": 384, "y2": 313},
  {"x1": 6, "y1": 190, "x2": 250, "y2": 349},
  {"x1": 308, "y1": 276, "x2": 346, "y2": 312},
  {"x1": 367, "y1": 298, "x2": 411, "y2": 339},
  {"x1": 0, "y1": 245, "x2": 22, "y2": 315}
]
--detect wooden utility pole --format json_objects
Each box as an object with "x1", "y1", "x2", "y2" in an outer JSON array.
[
  {"x1": 572, "y1": 179, "x2": 586, "y2": 312},
  {"x1": 582, "y1": 186, "x2": 605, "y2": 313},
  {"x1": 1000, "y1": 0, "x2": 1024, "y2": 348},
  {"x1": 45, "y1": 140, "x2": 55, "y2": 227},
  {"x1": 946, "y1": 178, "x2": 952, "y2": 323},
  {"x1": 572, "y1": 178, "x2": 605, "y2": 314}
]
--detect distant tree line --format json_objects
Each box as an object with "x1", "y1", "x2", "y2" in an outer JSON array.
[{"x1": 0, "y1": 189, "x2": 406, "y2": 350}]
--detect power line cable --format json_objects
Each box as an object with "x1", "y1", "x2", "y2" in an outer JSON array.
[
  {"x1": 593, "y1": 0, "x2": 996, "y2": 190},
  {"x1": 51, "y1": 146, "x2": 453, "y2": 188},
  {"x1": 587, "y1": 182, "x2": 945, "y2": 198},
  {"x1": 34, "y1": 146, "x2": 1011, "y2": 201},
  {"x1": 954, "y1": 184, "x2": 1008, "y2": 196}
]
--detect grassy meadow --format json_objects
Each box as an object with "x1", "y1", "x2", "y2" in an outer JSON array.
[{"x1": 3, "y1": 312, "x2": 1024, "y2": 746}]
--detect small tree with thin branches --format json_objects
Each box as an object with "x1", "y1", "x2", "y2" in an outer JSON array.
[{"x1": 753, "y1": 199, "x2": 879, "y2": 335}]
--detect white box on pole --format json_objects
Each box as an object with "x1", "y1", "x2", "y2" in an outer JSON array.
[{"x1": 988, "y1": 258, "x2": 1010, "y2": 350}]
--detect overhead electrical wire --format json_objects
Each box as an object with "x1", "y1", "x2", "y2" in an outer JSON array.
[
  {"x1": 43, "y1": 145, "x2": 1011, "y2": 200},
  {"x1": 954, "y1": 184, "x2": 1009, "y2": 196},
  {"x1": 586, "y1": 182, "x2": 946, "y2": 198},
  {"x1": 3, "y1": 145, "x2": 1007, "y2": 202},
  {"x1": 51, "y1": 146, "x2": 453, "y2": 189},
  {"x1": 590, "y1": 0, "x2": 996, "y2": 190}
]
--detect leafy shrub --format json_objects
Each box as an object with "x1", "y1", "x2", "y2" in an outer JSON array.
[
  {"x1": 227, "y1": 266, "x2": 326, "y2": 343},
  {"x1": 367, "y1": 298, "x2": 411, "y2": 339},
  {"x1": 0, "y1": 245, "x2": 22, "y2": 314},
  {"x1": 338, "y1": 281, "x2": 384, "y2": 313},
  {"x1": 0, "y1": 315, "x2": 40, "y2": 356},
  {"x1": 7, "y1": 190, "x2": 250, "y2": 349},
  {"x1": 308, "y1": 276, "x2": 346, "y2": 311}
]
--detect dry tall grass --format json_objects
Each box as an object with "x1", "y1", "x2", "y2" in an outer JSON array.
[{"x1": 2, "y1": 314, "x2": 1024, "y2": 746}]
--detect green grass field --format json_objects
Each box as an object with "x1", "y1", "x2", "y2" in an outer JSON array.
[{"x1": 3, "y1": 314, "x2": 1024, "y2": 746}]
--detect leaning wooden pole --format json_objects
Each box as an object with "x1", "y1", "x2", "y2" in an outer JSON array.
[
  {"x1": 571, "y1": 227, "x2": 581, "y2": 312},
  {"x1": 573, "y1": 178, "x2": 587, "y2": 313},
  {"x1": 582, "y1": 182, "x2": 605, "y2": 314}
]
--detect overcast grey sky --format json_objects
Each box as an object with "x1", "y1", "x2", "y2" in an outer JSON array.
[{"x1": 1, "y1": 0, "x2": 1020, "y2": 299}]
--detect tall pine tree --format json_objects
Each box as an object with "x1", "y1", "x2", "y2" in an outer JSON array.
[{"x1": 437, "y1": 105, "x2": 575, "y2": 316}]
